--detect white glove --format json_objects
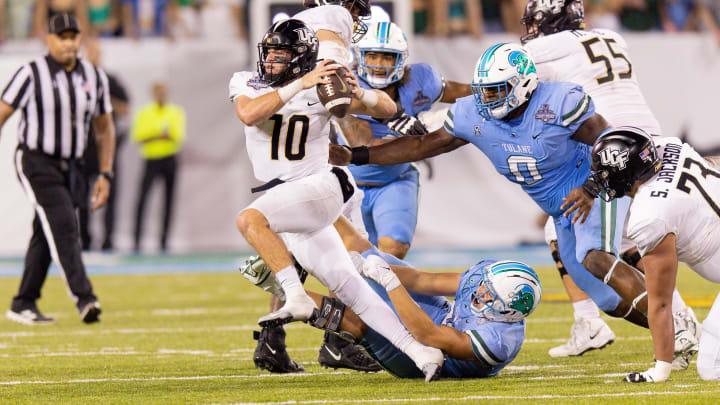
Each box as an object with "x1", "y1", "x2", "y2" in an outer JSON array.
[
  {"x1": 623, "y1": 360, "x2": 671, "y2": 383},
  {"x1": 385, "y1": 113, "x2": 429, "y2": 137},
  {"x1": 348, "y1": 251, "x2": 366, "y2": 274},
  {"x1": 363, "y1": 255, "x2": 401, "y2": 291}
]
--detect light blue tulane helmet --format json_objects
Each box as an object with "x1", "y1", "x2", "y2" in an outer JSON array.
[
  {"x1": 353, "y1": 21, "x2": 409, "y2": 88},
  {"x1": 457, "y1": 260, "x2": 542, "y2": 323},
  {"x1": 471, "y1": 42, "x2": 538, "y2": 120}
]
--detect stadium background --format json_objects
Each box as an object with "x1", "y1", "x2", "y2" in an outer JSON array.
[{"x1": 2, "y1": 1, "x2": 720, "y2": 255}]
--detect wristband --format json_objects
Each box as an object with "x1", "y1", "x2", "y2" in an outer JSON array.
[
  {"x1": 582, "y1": 173, "x2": 603, "y2": 199},
  {"x1": 99, "y1": 171, "x2": 114, "y2": 181},
  {"x1": 350, "y1": 146, "x2": 370, "y2": 165},
  {"x1": 358, "y1": 88, "x2": 378, "y2": 108},
  {"x1": 277, "y1": 79, "x2": 303, "y2": 103}
]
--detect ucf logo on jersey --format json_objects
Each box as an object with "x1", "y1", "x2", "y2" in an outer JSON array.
[{"x1": 599, "y1": 146, "x2": 629, "y2": 170}]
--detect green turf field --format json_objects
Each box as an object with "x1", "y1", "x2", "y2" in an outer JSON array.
[{"x1": 1, "y1": 263, "x2": 719, "y2": 404}]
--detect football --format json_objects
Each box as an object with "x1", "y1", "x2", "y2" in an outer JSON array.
[{"x1": 316, "y1": 62, "x2": 353, "y2": 118}]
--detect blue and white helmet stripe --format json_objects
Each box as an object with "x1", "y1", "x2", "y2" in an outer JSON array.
[
  {"x1": 459, "y1": 259, "x2": 542, "y2": 323},
  {"x1": 471, "y1": 42, "x2": 539, "y2": 120},
  {"x1": 353, "y1": 22, "x2": 409, "y2": 89}
]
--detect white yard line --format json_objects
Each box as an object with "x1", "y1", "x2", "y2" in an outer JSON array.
[
  {"x1": 219, "y1": 390, "x2": 720, "y2": 405},
  {"x1": 0, "y1": 371, "x2": 350, "y2": 386}
]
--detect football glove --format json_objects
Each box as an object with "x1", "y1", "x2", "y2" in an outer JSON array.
[
  {"x1": 362, "y1": 255, "x2": 401, "y2": 291},
  {"x1": 623, "y1": 360, "x2": 671, "y2": 383},
  {"x1": 380, "y1": 108, "x2": 429, "y2": 137}
]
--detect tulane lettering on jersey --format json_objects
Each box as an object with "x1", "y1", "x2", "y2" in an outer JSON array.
[
  {"x1": 444, "y1": 81, "x2": 595, "y2": 217},
  {"x1": 439, "y1": 261, "x2": 525, "y2": 378},
  {"x1": 348, "y1": 63, "x2": 444, "y2": 184}
]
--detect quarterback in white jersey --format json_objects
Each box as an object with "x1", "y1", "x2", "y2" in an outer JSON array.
[
  {"x1": 589, "y1": 127, "x2": 719, "y2": 383},
  {"x1": 231, "y1": 19, "x2": 444, "y2": 381}
]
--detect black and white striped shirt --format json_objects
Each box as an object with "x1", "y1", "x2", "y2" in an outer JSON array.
[{"x1": 1, "y1": 55, "x2": 113, "y2": 159}]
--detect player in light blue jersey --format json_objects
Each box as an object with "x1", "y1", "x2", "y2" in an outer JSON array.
[
  {"x1": 330, "y1": 42, "x2": 653, "y2": 329},
  {"x1": 336, "y1": 21, "x2": 471, "y2": 259},
  {"x1": 246, "y1": 216, "x2": 541, "y2": 380}
]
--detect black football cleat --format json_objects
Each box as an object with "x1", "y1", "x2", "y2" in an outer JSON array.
[
  {"x1": 318, "y1": 331, "x2": 382, "y2": 372},
  {"x1": 253, "y1": 327, "x2": 305, "y2": 373}
]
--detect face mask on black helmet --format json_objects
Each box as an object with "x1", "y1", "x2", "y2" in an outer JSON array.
[
  {"x1": 257, "y1": 19, "x2": 319, "y2": 87},
  {"x1": 586, "y1": 126, "x2": 662, "y2": 200},
  {"x1": 520, "y1": 0, "x2": 585, "y2": 44},
  {"x1": 302, "y1": 0, "x2": 372, "y2": 42}
]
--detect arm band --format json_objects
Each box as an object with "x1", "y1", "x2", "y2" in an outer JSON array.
[
  {"x1": 358, "y1": 88, "x2": 378, "y2": 108},
  {"x1": 350, "y1": 146, "x2": 370, "y2": 165},
  {"x1": 582, "y1": 173, "x2": 603, "y2": 198},
  {"x1": 277, "y1": 79, "x2": 303, "y2": 103}
]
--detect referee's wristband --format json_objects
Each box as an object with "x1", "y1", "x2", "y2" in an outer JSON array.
[
  {"x1": 349, "y1": 146, "x2": 370, "y2": 165},
  {"x1": 99, "y1": 171, "x2": 114, "y2": 181}
]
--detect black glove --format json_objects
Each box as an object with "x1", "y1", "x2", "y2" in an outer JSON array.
[{"x1": 379, "y1": 107, "x2": 429, "y2": 137}]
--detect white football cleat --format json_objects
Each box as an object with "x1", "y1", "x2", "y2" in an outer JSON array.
[
  {"x1": 672, "y1": 307, "x2": 700, "y2": 371},
  {"x1": 239, "y1": 256, "x2": 286, "y2": 301},
  {"x1": 549, "y1": 317, "x2": 616, "y2": 358},
  {"x1": 405, "y1": 341, "x2": 444, "y2": 382},
  {"x1": 258, "y1": 293, "x2": 317, "y2": 328}
]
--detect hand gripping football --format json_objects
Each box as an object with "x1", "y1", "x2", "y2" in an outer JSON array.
[{"x1": 316, "y1": 62, "x2": 352, "y2": 118}]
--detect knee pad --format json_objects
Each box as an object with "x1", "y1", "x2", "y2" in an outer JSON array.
[{"x1": 309, "y1": 296, "x2": 346, "y2": 333}]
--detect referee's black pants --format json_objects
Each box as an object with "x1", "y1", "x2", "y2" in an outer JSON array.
[
  {"x1": 134, "y1": 155, "x2": 177, "y2": 251},
  {"x1": 12, "y1": 148, "x2": 98, "y2": 312}
]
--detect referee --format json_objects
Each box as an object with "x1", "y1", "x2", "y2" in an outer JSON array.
[{"x1": 0, "y1": 13, "x2": 116, "y2": 325}]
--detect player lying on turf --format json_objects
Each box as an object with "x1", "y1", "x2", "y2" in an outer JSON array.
[{"x1": 242, "y1": 216, "x2": 541, "y2": 379}]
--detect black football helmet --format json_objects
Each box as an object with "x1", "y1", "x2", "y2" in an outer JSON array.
[
  {"x1": 257, "y1": 19, "x2": 319, "y2": 87},
  {"x1": 590, "y1": 127, "x2": 662, "y2": 199},
  {"x1": 520, "y1": 0, "x2": 585, "y2": 44},
  {"x1": 302, "y1": 0, "x2": 372, "y2": 42}
]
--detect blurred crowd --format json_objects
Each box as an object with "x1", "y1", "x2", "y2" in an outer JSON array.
[
  {"x1": 0, "y1": 0, "x2": 247, "y2": 42},
  {"x1": 413, "y1": 0, "x2": 720, "y2": 42},
  {"x1": 1, "y1": 1, "x2": 719, "y2": 43}
]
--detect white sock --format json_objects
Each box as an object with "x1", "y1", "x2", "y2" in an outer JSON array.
[
  {"x1": 672, "y1": 289, "x2": 688, "y2": 313},
  {"x1": 275, "y1": 265, "x2": 303, "y2": 299},
  {"x1": 573, "y1": 299, "x2": 600, "y2": 321}
]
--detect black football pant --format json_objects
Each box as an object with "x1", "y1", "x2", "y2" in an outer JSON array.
[
  {"x1": 134, "y1": 155, "x2": 177, "y2": 251},
  {"x1": 12, "y1": 148, "x2": 98, "y2": 311}
]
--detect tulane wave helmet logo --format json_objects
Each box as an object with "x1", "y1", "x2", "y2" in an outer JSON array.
[
  {"x1": 508, "y1": 51, "x2": 536, "y2": 75},
  {"x1": 509, "y1": 285, "x2": 536, "y2": 315}
]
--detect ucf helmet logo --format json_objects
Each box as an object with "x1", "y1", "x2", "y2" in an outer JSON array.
[
  {"x1": 294, "y1": 27, "x2": 317, "y2": 46},
  {"x1": 599, "y1": 146, "x2": 630, "y2": 170}
]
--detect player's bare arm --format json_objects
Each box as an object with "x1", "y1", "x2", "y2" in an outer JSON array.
[
  {"x1": 561, "y1": 112, "x2": 612, "y2": 223},
  {"x1": 345, "y1": 68, "x2": 397, "y2": 118},
  {"x1": 642, "y1": 233, "x2": 679, "y2": 365},
  {"x1": 440, "y1": 80, "x2": 472, "y2": 103},
  {"x1": 390, "y1": 265, "x2": 461, "y2": 297},
  {"x1": 0, "y1": 100, "x2": 15, "y2": 135},
  {"x1": 387, "y1": 286, "x2": 478, "y2": 361},
  {"x1": 91, "y1": 112, "x2": 116, "y2": 211},
  {"x1": 570, "y1": 112, "x2": 610, "y2": 146},
  {"x1": 329, "y1": 126, "x2": 468, "y2": 166},
  {"x1": 235, "y1": 60, "x2": 337, "y2": 126},
  {"x1": 335, "y1": 115, "x2": 377, "y2": 146}
]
